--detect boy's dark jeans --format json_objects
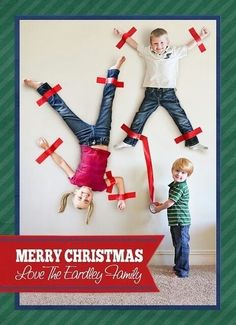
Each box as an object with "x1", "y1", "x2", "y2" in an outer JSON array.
[
  {"x1": 123, "y1": 88, "x2": 199, "y2": 147},
  {"x1": 37, "y1": 69, "x2": 120, "y2": 146},
  {"x1": 170, "y1": 225, "x2": 190, "y2": 277}
]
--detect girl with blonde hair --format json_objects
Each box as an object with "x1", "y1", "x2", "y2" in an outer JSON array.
[{"x1": 25, "y1": 57, "x2": 127, "y2": 224}]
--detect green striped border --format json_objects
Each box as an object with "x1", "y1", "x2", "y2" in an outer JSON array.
[
  {"x1": 15, "y1": 15, "x2": 220, "y2": 310},
  {"x1": 0, "y1": 0, "x2": 235, "y2": 323}
]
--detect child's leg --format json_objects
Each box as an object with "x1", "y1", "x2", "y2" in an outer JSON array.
[
  {"x1": 94, "y1": 57, "x2": 125, "y2": 144},
  {"x1": 36, "y1": 82, "x2": 92, "y2": 143},
  {"x1": 161, "y1": 89, "x2": 199, "y2": 147},
  {"x1": 123, "y1": 88, "x2": 159, "y2": 146},
  {"x1": 170, "y1": 227, "x2": 177, "y2": 269},
  {"x1": 170, "y1": 225, "x2": 190, "y2": 277}
]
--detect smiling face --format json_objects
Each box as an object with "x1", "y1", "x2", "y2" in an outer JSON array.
[
  {"x1": 150, "y1": 34, "x2": 169, "y2": 54},
  {"x1": 72, "y1": 186, "x2": 93, "y2": 209},
  {"x1": 172, "y1": 168, "x2": 188, "y2": 183}
]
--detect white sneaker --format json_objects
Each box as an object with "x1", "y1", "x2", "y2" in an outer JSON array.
[
  {"x1": 189, "y1": 143, "x2": 208, "y2": 151},
  {"x1": 114, "y1": 141, "x2": 133, "y2": 150}
]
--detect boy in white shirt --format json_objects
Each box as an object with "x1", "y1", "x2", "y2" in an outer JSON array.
[{"x1": 114, "y1": 27, "x2": 209, "y2": 151}]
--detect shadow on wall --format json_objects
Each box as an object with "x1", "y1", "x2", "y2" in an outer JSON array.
[{"x1": 151, "y1": 224, "x2": 216, "y2": 266}]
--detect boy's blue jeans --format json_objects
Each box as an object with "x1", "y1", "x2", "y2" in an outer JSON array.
[
  {"x1": 170, "y1": 225, "x2": 190, "y2": 277},
  {"x1": 37, "y1": 69, "x2": 120, "y2": 146},
  {"x1": 123, "y1": 88, "x2": 199, "y2": 147}
]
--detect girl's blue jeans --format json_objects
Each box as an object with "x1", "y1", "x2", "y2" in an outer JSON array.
[
  {"x1": 123, "y1": 88, "x2": 199, "y2": 147},
  {"x1": 170, "y1": 225, "x2": 190, "y2": 277},
  {"x1": 37, "y1": 69, "x2": 120, "y2": 146}
]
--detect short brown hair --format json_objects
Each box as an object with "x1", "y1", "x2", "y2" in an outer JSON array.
[
  {"x1": 150, "y1": 28, "x2": 168, "y2": 41},
  {"x1": 172, "y1": 158, "x2": 194, "y2": 176}
]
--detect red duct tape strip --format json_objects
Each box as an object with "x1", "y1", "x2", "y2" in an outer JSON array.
[
  {"x1": 108, "y1": 192, "x2": 136, "y2": 201},
  {"x1": 121, "y1": 124, "x2": 155, "y2": 202},
  {"x1": 189, "y1": 27, "x2": 206, "y2": 53},
  {"x1": 174, "y1": 127, "x2": 202, "y2": 144},
  {"x1": 37, "y1": 84, "x2": 62, "y2": 106},
  {"x1": 36, "y1": 138, "x2": 63, "y2": 164},
  {"x1": 116, "y1": 27, "x2": 137, "y2": 49},
  {"x1": 96, "y1": 77, "x2": 124, "y2": 88},
  {"x1": 105, "y1": 171, "x2": 116, "y2": 193}
]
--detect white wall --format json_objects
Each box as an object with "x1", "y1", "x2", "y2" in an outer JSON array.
[{"x1": 19, "y1": 19, "x2": 217, "y2": 264}]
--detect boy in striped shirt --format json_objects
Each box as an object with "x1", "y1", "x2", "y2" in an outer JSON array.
[{"x1": 150, "y1": 158, "x2": 194, "y2": 277}]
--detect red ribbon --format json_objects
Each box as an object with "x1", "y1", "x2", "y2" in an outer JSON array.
[
  {"x1": 116, "y1": 27, "x2": 137, "y2": 49},
  {"x1": 108, "y1": 192, "x2": 136, "y2": 201},
  {"x1": 105, "y1": 171, "x2": 116, "y2": 193},
  {"x1": 36, "y1": 84, "x2": 62, "y2": 106},
  {"x1": 189, "y1": 27, "x2": 206, "y2": 53},
  {"x1": 121, "y1": 124, "x2": 155, "y2": 202},
  {"x1": 36, "y1": 138, "x2": 63, "y2": 164},
  {"x1": 174, "y1": 127, "x2": 202, "y2": 144},
  {"x1": 96, "y1": 77, "x2": 124, "y2": 88}
]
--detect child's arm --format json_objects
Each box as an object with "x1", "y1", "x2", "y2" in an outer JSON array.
[
  {"x1": 105, "y1": 176, "x2": 126, "y2": 210},
  {"x1": 114, "y1": 28, "x2": 138, "y2": 50},
  {"x1": 38, "y1": 137, "x2": 75, "y2": 178},
  {"x1": 153, "y1": 199, "x2": 175, "y2": 213},
  {"x1": 114, "y1": 176, "x2": 126, "y2": 210},
  {"x1": 186, "y1": 27, "x2": 209, "y2": 50}
]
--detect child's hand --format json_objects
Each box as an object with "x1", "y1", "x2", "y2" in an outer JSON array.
[
  {"x1": 154, "y1": 205, "x2": 163, "y2": 213},
  {"x1": 200, "y1": 27, "x2": 209, "y2": 39},
  {"x1": 114, "y1": 28, "x2": 122, "y2": 36},
  {"x1": 117, "y1": 199, "x2": 126, "y2": 210},
  {"x1": 149, "y1": 202, "x2": 162, "y2": 214},
  {"x1": 37, "y1": 137, "x2": 49, "y2": 150}
]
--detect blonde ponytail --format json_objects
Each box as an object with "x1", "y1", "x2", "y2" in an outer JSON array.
[
  {"x1": 85, "y1": 201, "x2": 94, "y2": 225},
  {"x1": 58, "y1": 192, "x2": 73, "y2": 213}
]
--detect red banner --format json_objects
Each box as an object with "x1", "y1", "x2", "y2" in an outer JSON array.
[{"x1": 0, "y1": 235, "x2": 164, "y2": 293}]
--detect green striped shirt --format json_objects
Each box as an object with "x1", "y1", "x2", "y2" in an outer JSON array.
[{"x1": 167, "y1": 180, "x2": 191, "y2": 226}]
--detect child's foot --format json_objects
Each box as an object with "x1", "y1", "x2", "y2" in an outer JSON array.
[
  {"x1": 110, "y1": 56, "x2": 126, "y2": 70},
  {"x1": 188, "y1": 143, "x2": 208, "y2": 151},
  {"x1": 24, "y1": 79, "x2": 42, "y2": 89},
  {"x1": 175, "y1": 272, "x2": 189, "y2": 278},
  {"x1": 170, "y1": 272, "x2": 179, "y2": 278},
  {"x1": 114, "y1": 141, "x2": 133, "y2": 150}
]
